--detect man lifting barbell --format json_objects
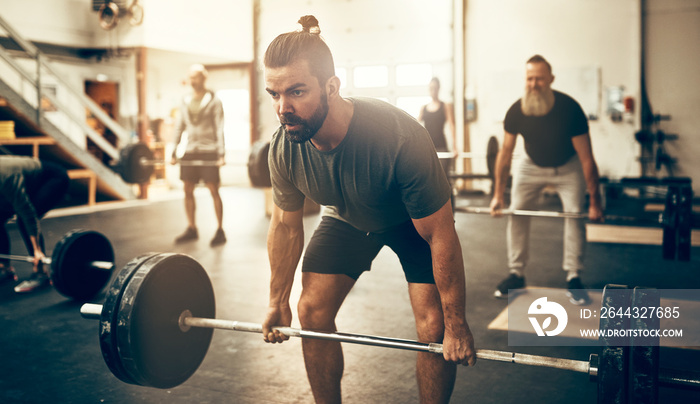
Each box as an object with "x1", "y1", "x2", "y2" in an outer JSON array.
[
  {"x1": 0, "y1": 155, "x2": 69, "y2": 293},
  {"x1": 171, "y1": 64, "x2": 227, "y2": 247},
  {"x1": 262, "y1": 15, "x2": 475, "y2": 404},
  {"x1": 489, "y1": 55, "x2": 603, "y2": 305}
]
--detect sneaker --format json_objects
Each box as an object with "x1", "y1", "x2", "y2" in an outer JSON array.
[
  {"x1": 494, "y1": 273, "x2": 526, "y2": 299},
  {"x1": 0, "y1": 266, "x2": 17, "y2": 285},
  {"x1": 14, "y1": 272, "x2": 50, "y2": 293},
  {"x1": 210, "y1": 228, "x2": 227, "y2": 247},
  {"x1": 175, "y1": 227, "x2": 198, "y2": 244},
  {"x1": 566, "y1": 277, "x2": 591, "y2": 306}
]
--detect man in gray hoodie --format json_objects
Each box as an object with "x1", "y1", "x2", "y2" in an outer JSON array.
[{"x1": 171, "y1": 64, "x2": 226, "y2": 246}]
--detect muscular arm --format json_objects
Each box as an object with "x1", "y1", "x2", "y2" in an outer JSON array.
[
  {"x1": 572, "y1": 133, "x2": 603, "y2": 220},
  {"x1": 412, "y1": 201, "x2": 476, "y2": 366},
  {"x1": 490, "y1": 131, "x2": 517, "y2": 214},
  {"x1": 263, "y1": 204, "x2": 305, "y2": 343}
]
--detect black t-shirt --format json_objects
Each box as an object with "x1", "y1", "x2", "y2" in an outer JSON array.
[
  {"x1": 421, "y1": 102, "x2": 448, "y2": 151},
  {"x1": 504, "y1": 90, "x2": 588, "y2": 167}
]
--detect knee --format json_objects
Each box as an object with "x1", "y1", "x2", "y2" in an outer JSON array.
[
  {"x1": 415, "y1": 310, "x2": 446, "y2": 342},
  {"x1": 297, "y1": 298, "x2": 334, "y2": 330}
]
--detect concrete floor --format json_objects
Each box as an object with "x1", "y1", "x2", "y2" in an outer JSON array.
[{"x1": 0, "y1": 186, "x2": 698, "y2": 403}]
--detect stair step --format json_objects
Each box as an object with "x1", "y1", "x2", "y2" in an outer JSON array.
[{"x1": 0, "y1": 136, "x2": 56, "y2": 158}]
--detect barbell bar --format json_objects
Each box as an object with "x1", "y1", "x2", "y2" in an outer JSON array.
[
  {"x1": 80, "y1": 252, "x2": 700, "y2": 397},
  {"x1": 114, "y1": 143, "x2": 223, "y2": 184},
  {"x1": 76, "y1": 303, "x2": 594, "y2": 374},
  {"x1": 6, "y1": 229, "x2": 115, "y2": 300},
  {"x1": 454, "y1": 206, "x2": 646, "y2": 222},
  {"x1": 140, "y1": 158, "x2": 221, "y2": 167},
  {"x1": 0, "y1": 252, "x2": 113, "y2": 271}
]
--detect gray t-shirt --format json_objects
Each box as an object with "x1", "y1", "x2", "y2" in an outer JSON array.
[{"x1": 269, "y1": 97, "x2": 451, "y2": 233}]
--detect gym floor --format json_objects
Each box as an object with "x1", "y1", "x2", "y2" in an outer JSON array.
[{"x1": 0, "y1": 186, "x2": 698, "y2": 404}]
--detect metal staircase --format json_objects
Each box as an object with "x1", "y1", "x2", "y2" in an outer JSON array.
[{"x1": 0, "y1": 13, "x2": 135, "y2": 204}]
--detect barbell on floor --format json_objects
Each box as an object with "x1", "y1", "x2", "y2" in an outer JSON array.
[
  {"x1": 113, "y1": 143, "x2": 222, "y2": 184},
  {"x1": 453, "y1": 206, "x2": 642, "y2": 221},
  {"x1": 3, "y1": 229, "x2": 115, "y2": 300},
  {"x1": 79, "y1": 252, "x2": 700, "y2": 400},
  {"x1": 454, "y1": 204, "x2": 692, "y2": 262}
]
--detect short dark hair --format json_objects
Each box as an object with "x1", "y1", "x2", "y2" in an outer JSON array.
[
  {"x1": 526, "y1": 54, "x2": 552, "y2": 73},
  {"x1": 263, "y1": 15, "x2": 336, "y2": 86}
]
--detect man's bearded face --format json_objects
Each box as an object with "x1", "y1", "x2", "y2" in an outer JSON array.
[{"x1": 281, "y1": 92, "x2": 329, "y2": 143}]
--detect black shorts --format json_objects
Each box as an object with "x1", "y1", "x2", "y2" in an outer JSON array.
[
  {"x1": 302, "y1": 216, "x2": 435, "y2": 284},
  {"x1": 180, "y1": 151, "x2": 220, "y2": 184}
]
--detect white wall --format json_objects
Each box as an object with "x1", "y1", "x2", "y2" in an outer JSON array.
[
  {"x1": 140, "y1": 0, "x2": 253, "y2": 62},
  {"x1": 464, "y1": 0, "x2": 642, "y2": 186},
  {"x1": 0, "y1": 0, "x2": 253, "y2": 63},
  {"x1": 0, "y1": 0, "x2": 97, "y2": 47},
  {"x1": 645, "y1": 0, "x2": 700, "y2": 191}
]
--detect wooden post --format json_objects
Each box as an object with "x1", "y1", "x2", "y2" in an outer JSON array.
[{"x1": 136, "y1": 46, "x2": 149, "y2": 199}]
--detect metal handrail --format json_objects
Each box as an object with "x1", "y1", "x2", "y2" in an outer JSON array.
[{"x1": 0, "y1": 13, "x2": 130, "y2": 153}]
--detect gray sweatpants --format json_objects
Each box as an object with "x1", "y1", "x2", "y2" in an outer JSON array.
[{"x1": 508, "y1": 154, "x2": 586, "y2": 274}]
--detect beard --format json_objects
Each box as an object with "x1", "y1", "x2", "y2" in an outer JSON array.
[
  {"x1": 521, "y1": 87, "x2": 555, "y2": 117},
  {"x1": 281, "y1": 93, "x2": 329, "y2": 143}
]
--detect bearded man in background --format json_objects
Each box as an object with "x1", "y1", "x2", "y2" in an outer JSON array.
[{"x1": 489, "y1": 54, "x2": 603, "y2": 306}]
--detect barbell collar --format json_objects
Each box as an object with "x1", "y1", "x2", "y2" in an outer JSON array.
[
  {"x1": 0, "y1": 253, "x2": 113, "y2": 271},
  {"x1": 475, "y1": 349, "x2": 591, "y2": 374},
  {"x1": 81, "y1": 303, "x2": 102, "y2": 320}
]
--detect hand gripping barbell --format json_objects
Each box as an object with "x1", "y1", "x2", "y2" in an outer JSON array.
[
  {"x1": 4, "y1": 229, "x2": 115, "y2": 300},
  {"x1": 114, "y1": 143, "x2": 221, "y2": 184},
  {"x1": 79, "y1": 252, "x2": 700, "y2": 399}
]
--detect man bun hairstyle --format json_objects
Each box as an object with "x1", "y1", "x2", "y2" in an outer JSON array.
[
  {"x1": 264, "y1": 15, "x2": 335, "y2": 86},
  {"x1": 298, "y1": 15, "x2": 321, "y2": 34}
]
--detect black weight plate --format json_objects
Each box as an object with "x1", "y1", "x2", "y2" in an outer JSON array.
[
  {"x1": 120, "y1": 143, "x2": 154, "y2": 184},
  {"x1": 247, "y1": 141, "x2": 271, "y2": 188},
  {"x1": 676, "y1": 186, "x2": 692, "y2": 261},
  {"x1": 629, "y1": 287, "x2": 660, "y2": 404},
  {"x1": 99, "y1": 254, "x2": 157, "y2": 386},
  {"x1": 598, "y1": 284, "x2": 631, "y2": 404},
  {"x1": 116, "y1": 253, "x2": 215, "y2": 389},
  {"x1": 50, "y1": 230, "x2": 115, "y2": 300},
  {"x1": 661, "y1": 187, "x2": 678, "y2": 260}
]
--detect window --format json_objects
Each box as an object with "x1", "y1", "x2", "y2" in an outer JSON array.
[
  {"x1": 353, "y1": 65, "x2": 389, "y2": 88},
  {"x1": 396, "y1": 63, "x2": 433, "y2": 87}
]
